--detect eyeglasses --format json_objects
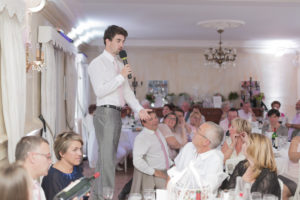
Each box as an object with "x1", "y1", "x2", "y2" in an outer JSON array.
[
  {"x1": 166, "y1": 117, "x2": 177, "y2": 121},
  {"x1": 32, "y1": 152, "x2": 51, "y2": 160}
]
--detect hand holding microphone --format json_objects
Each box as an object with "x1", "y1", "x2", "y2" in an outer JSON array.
[{"x1": 119, "y1": 50, "x2": 132, "y2": 79}]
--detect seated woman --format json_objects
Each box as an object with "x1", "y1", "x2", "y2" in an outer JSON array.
[
  {"x1": 158, "y1": 112, "x2": 187, "y2": 159},
  {"x1": 279, "y1": 136, "x2": 300, "y2": 200},
  {"x1": 221, "y1": 118, "x2": 252, "y2": 164},
  {"x1": 42, "y1": 132, "x2": 83, "y2": 200},
  {"x1": 0, "y1": 162, "x2": 32, "y2": 200},
  {"x1": 186, "y1": 111, "x2": 202, "y2": 141},
  {"x1": 262, "y1": 109, "x2": 288, "y2": 136},
  {"x1": 222, "y1": 133, "x2": 281, "y2": 198}
]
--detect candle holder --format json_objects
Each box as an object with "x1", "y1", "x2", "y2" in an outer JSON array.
[{"x1": 131, "y1": 76, "x2": 143, "y2": 96}]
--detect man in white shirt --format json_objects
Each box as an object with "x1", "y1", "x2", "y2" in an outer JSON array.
[
  {"x1": 88, "y1": 25, "x2": 150, "y2": 200},
  {"x1": 15, "y1": 136, "x2": 52, "y2": 200},
  {"x1": 238, "y1": 101, "x2": 256, "y2": 122},
  {"x1": 131, "y1": 111, "x2": 173, "y2": 193},
  {"x1": 219, "y1": 108, "x2": 238, "y2": 134},
  {"x1": 168, "y1": 122, "x2": 226, "y2": 194}
]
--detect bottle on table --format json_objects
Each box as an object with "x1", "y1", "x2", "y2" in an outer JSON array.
[
  {"x1": 272, "y1": 128, "x2": 278, "y2": 149},
  {"x1": 53, "y1": 172, "x2": 100, "y2": 200}
]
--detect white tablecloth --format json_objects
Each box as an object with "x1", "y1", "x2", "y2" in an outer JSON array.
[{"x1": 274, "y1": 142, "x2": 290, "y2": 175}]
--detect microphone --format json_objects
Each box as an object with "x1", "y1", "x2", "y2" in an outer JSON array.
[{"x1": 119, "y1": 50, "x2": 132, "y2": 79}]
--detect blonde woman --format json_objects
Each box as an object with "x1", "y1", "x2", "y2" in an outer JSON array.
[
  {"x1": 42, "y1": 132, "x2": 83, "y2": 200},
  {"x1": 221, "y1": 118, "x2": 252, "y2": 163},
  {"x1": 0, "y1": 162, "x2": 32, "y2": 200},
  {"x1": 223, "y1": 133, "x2": 280, "y2": 198}
]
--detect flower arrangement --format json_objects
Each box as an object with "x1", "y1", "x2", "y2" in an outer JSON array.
[
  {"x1": 228, "y1": 91, "x2": 239, "y2": 101},
  {"x1": 253, "y1": 92, "x2": 264, "y2": 102},
  {"x1": 145, "y1": 93, "x2": 155, "y2": 104}
]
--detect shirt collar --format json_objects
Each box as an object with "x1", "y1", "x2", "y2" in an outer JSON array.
[
  {"x1": 103, "y1": 49, "x2": 116, "y2": 63},
  {"x1": 143, "y1": 127, "x2": 156, "y2": 134},
  {"x1": 197, "y1": 148, "x2": 217, "y2": 160}
]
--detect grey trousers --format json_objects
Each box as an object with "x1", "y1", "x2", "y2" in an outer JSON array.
[
  {"x1": 90, "y1": 106, "x2": 122, "y2": 200},
  {"x1": 130, "y1": 167, "x2": 167, "y2": 194}
]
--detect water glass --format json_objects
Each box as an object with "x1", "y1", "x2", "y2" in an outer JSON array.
[
  {"x1": 103, "y1": 187, "x2": 114, "y2": 200},
  {"x1": 251, "y1": 192, "x2": 262, "y2": 200},
  {"x1": 143, "y1": 189, "x2": 155, "y2": 200},
  {"x1": 128, "y1": 193, "x2": 142, "y2": 200},
  {"x1": 263, "y1": 194, "x2": 277, "y2": 200},
  {"x1": 220, "y1": 189, "x2": 235, "y2": 200}
]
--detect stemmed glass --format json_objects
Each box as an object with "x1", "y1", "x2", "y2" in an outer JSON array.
[
  {"x1": 103, "y1": 187, "x2": 114, "y2": 200},
  {"x1": 143, "y1": 189, "x2": 155, "y2": 200}
]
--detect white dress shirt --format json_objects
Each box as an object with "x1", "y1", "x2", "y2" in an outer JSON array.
[
  {"x1": 88, "y1": 50, "x2": 142, "y2": 114},
  {"x1": 168, "y1": 142, "x2": 226, "y2": 193},
  {"x1": 238, "y1": 109, "x2": 252, "y2": 121},
  {"x1": 219, "y1": 118, "x2": 230, "y2": 133},
  {"x1": 32, "y1": 179, "x2": 46, "y2": 200},
  {"x1": 133, "y1": 127, "x2": 173, "y2": 175}
]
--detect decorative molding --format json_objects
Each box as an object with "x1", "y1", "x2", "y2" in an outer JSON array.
[
  {"x1": 38, "y1": 26, "x2": 77, "y2": 55},
  {"x1": 197, "y1": 19, "x2": 245, "y2": 30}
]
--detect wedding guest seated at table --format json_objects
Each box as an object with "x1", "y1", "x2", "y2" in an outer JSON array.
[
  {"x1": 130, "y1": 111, "x2": 173, "y2": 194},
  {"x1": 219, "y1": 108, "x2": 239, "y2": 135},
  {"x1": 220, "y1": 101, "x2": 231, "y2": 121},
  {"x1": 238, "y1": 101, "x2": 256, "y2": 122},
  {"x1": 167, "y1": 122, "x2": 225, "y2": 195},
  {"x1": 262, "y1": 109, "x2": 288, "y2": 137},
  {"x1": 159, "y1": 112, "x2": 187, "y2": 159},
  {"x1": 42, "y1": 132, "x2": 83, "y2": 200},
  {"x1": 180, "y1": 101, "x2": 191, "y2": 121},
  {"x1": 222, "y1": 133, "x2": 281, "y2": 199},
  {"x1": 186, "y1": 111, "x2": 202, "y2": 141},
  {"x1": 221, "y1": 118, "x2": 251, "y2": 168},
  {"x1": 189, "y1": 104, "x2": 206, "y2": 124},
  {"x1": 0, "y1": 162, "x2": 32, "y2": 200},
  {"x1": 173, "y1": 107, "x2": 189, "y2": 144},
  {"x1": 269, "y1": 100, "x2": 288, "y2": 125},
  {"x1": 278, "y1": 135, "x2": 300, "y2": 200},
  {"x1": 286, "y1": 100, "x2": 300, "y2": 141}
]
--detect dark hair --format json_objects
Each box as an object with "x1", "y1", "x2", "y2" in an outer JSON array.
[
  {"x1": 228, "y1": 108, "x2": 238, "y2": 113},
  {"x1": 141, "y1": 111, "x2": 157, "y2": 125},
  {"x1": 271, "y1": 101, "x2": 281, "y2": 108},
  {"x1": 88, "y1": 104, "x2": 97, "y2": 114},
  {"x1": 267, "y1": 109, "x2": 280, "y2": 117},
  {"x1": 103, "y1": 25, "x2": 128, "y2": 45},
  {"x1": 163, "y1": 112, "x2": 178, "y2": 127},
  {"x1": 173, "y1": 107, "x2": 184, "y2": 115},
  {"x1": 192, "y1": 104, "x2": 201, "y2": 112},
  {"x1": 163, "y1": 103, "x2": 175, "y2": 111}
]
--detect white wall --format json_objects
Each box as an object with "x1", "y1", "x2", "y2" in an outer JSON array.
[{"x1": 85, "y1": 46, "x2": 299, "y2": 119}]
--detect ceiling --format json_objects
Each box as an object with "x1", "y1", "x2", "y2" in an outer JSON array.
[{"x1": 48, "y1": 0, "x2": 300, "y2": 51}]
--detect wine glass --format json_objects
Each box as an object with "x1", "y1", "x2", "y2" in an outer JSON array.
[
  {"x1": 128, "y1": 193, "x2": 142, "y2": 200},
  {"x1": 143, "y1": 189, "x2": 155, "y2": 200},
  {"x1": 251, "y1": 192, "x2": 262, "y2": 200},
  {"x1": 103, "y1": 187, "x2": 113, "y2": 200},
  {"x1": 263, "y1": 194, "x2": 277, "y2": 200}
]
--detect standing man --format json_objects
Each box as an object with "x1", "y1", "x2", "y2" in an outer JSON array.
[{"x1": 88, "y1": 25, "x2": 150, "y2": 200}]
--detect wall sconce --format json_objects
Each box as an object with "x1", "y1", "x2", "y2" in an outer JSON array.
[{"x1": 26, "y1": 43, "x2": 46, "y2": 72}]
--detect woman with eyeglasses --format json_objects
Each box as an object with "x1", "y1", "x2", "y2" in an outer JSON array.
[
  {"x1": 42, "y1": 132, "x2": 83, "y2": 200},
  {"x1": 158, "y1": 112, "x2": 187, "y2": 159}
]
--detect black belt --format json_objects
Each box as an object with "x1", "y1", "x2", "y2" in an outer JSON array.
[{"x1": 100, "y1": 105, "x2": 122, "y2": 112}]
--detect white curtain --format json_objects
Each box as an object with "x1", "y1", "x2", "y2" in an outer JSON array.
[
  {"x1": 41, "y1": 43, "x2": 57, "y2": 162},
  {"x1": 0, "y1": 1, "x2": 26, "y2": 162},
  {"x1": 55, "y1": 48, "x2": 66, "y2": 134},
  {"x1": 65, "y1": 53, "x2": 77, "y2": 130}
]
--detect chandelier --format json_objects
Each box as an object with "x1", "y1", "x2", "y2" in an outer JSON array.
[{"x1": 204, "y1": 29, "x2": 237, "y2": 68}]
